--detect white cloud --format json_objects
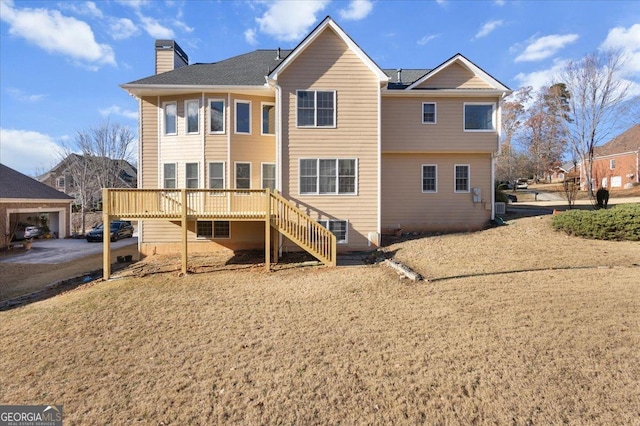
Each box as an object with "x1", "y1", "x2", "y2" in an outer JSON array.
[
  {"x1": 0, "y1": 2, "x2": 116, "y2": 68},
  {"x1": 115, "y1": 0, "x2": 149, "y2": 10},
  {"x1": 59, "y1": 1, "x2": 104, "y2": 19},
  {"x1": 245, "y1": 28, "x2": 258, "y2": 45},
  {"x1": 417, "y1": 34, "x2": 440, "y2": 46},
  {"x1": 172, "y1": 19, "x2": 194, "y2": 33},
  {"x1": 515, "y1": 34, "x2": 579, "y2": 62},
  {"x1": 7, "y1": 88, "x2": 46, "y2": 102},
  {"x1": 474, "y1": 20, "x2": 503, "y2": 39},
  {"x1": 109, "y1": 18, "x2": 140, "y2": 40},
  {"x1": 0, "y1": 128, "x2": 62, "y2": 176},
  {"x1": 513, "y1": 58, "x2": 569, "y2": 91},
  {"x1": 494, "y1": 0, "x2": 505, "y2": 5},
  {"x1": 339, "y1": 0, "x2": 373, "y2": 21},
  {"x1": 99, "y1": 106, "x2": 138, "y2": 120},
  {"x1": 137, "y1": 13, "x2": 175, "y2": 39},
  {"x1": 256, "y1": 0, "x2": 329, "y2": 42},
  {"x1": 600, "y1": 24, "x2": 640, "y2": 77}
]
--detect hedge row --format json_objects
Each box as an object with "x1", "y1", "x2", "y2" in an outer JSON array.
[{"x1": 551, "y1": 203, "x2": 640, "y2": 241}]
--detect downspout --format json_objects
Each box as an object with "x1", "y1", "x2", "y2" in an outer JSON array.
[
  {"x1": 201, "y1": 92, "x2": 205, "y2": 189},
  {"x1": 376, "y1": 82, "x2": 382, "y2": 245},
  {"x1": 227, "y1": 93, "x2": 231, "y2": 190}
]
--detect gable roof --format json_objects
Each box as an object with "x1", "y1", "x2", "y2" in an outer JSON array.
[
  {"x1": 0, "y1": 164, "x2": 74, "y2": 201},
  {"x1": 593, "y1": 124, "x2": 640, "y2": 157},
  {"x1": 268, "y1": 16, "x2": 388, "y2": 83},
  {"x1": 405, "y1": 53, "x2": 510, "y2": 92}
]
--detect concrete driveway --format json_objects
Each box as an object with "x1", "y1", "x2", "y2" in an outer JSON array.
[{"x1": 1, "y1": 237, "x2": 138, "y2": 265}]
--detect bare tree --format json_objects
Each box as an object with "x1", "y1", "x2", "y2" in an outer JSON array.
[
  {"x1": 498, "y1": 87, "x2": 531, "y2": 185},
  {"x1": 558, "y1": 50, "x2": 631, "y2": 200}
]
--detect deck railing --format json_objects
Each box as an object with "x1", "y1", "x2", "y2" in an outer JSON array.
[{"x1": 102, "y1": 188, "x2": 337, "y2": 266}]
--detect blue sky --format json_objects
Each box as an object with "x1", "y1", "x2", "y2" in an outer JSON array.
[{"x1": 1, "y1": 0, "x2": 639, "y2": 176}]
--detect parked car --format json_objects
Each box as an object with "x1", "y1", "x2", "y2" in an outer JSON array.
[
  {"x1": 497, "y1": 182, "x2": 513, "y2": 190},
  {"x1": 24, "y1": 226, "x2": 45, "y2": 239},
  {"x1": 86, "y1": 221, "x2": 134, "y2": 242},
  {"x1": 516, "y1": 179, "x2": 529, "y2": 190},
  {"x1": 10, "y1": 222, "x2": 29, "y2": 241}
]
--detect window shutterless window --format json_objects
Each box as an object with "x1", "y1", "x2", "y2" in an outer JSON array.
[
  {"x1": 209, "y1": 99, "x2": 225, "y2": 133},
  {"x1": 235, "y1": 100, "x2": 251, "y2": 134},
  {"x1": 262, "y1": 163, "x2": 276, "y2": 190},
  {"x1": 299, "y1": 159, "x2": 356, "y2": 195},
  {"x1": 464, "y1": 103, "x2": 495, "y2": 131},
  {"x1": 197, "y1": 220, "x2": 231, "y2": 239},
  {"x1": 317, "y1": 219, "x2": 348, "y2": 244},
  {"x1": 422, "y1": 164, "x2": 437, "y2": 192},
  {"x1": 208, "y1": 162, "x2": 224, "y2": 189},
  {"x1": 164, "y1": 102, "x2": 177, "y2": 135},
  {"x1": 185, "y1": 100, "x2": 199, "y2": 134},
  {"x1": 296, "y1": 90, "x2": 335, "y2": 127},
  {"x1": 422, "y1": 103, "x2": 436, "y2": 124},
  {"x1": 610, "y1": 159, "x2": 616, "y2": 169},
  {"x1": 163, "y1": 163, "x2": 176, "y2": 188},
  {"x1": 235, "y1": 162, "x2": 251, "y2": 189},
  {"x1": 262, "y1": 103, "x2": 275, "y2": 135},
  {"x1": 454, "y1": 164, "x2": 470, "y2": 192},
  {"x1": 185, "y1": 163, "x2": 199, "y2": 188}
]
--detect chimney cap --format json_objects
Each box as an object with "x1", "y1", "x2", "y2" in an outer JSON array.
[{"x1": 155, "y1": 39, "x2": 189, "y2": 63}]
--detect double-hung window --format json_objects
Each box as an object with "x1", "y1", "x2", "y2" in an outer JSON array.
[
  {"x1": 299, "y1": 159, "x2": 356, "y2": 195},
  {"x1": 454, "y1": 164, "x2": 470, "y2": 193},
  {"x1": 163, "y1": 163, "x2": 176, "y2": 188},
  {"x1": 262, "y1": 103, "x2": 275, "y2": 135},
  {"x1": 235, "y1": 162, "x2": 251, "y2": 189},
  {"x1": 164, "y1": 101, "x2": 177, "y2": 135},
  {"x1": 317, "y1": 220, "x2": 348, "y2": 244},
  {"x1": 209, "y1": 162, "x2": 225, "y2": 189},
  {"x1": 235, "y1": 100, "x2": 251, "y2": 134},
  {"x1": 422, "y1": 103, "x2": 436, "y2": 124},
  {"x1": 209, "y1": 99, "x2": 225, "y2": 133},
  {"x1": 262, "y1": 163, "x2": 276, "y2": 190},
  {"x1": 297, "y1": 90, "x2": 335, "y2": 127},
  {"x1": 464, "y1": 103, "x2": 495, "y2": 131},
  {"x1": 185, "y1": 100, "x2": 199, "y2": 134},
  {"x1": 422, "y1": 165, "x2": 437, "y2": 193},
  {"x1": 609, "y1": 159, "x2": 616, "y2": 169},
  {"x1": 185, "y1": 163, "x2": 199, "y2": 188}
]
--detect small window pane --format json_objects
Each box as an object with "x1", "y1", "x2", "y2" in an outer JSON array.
[
  {"x1": 300, "y1": 159, "x2": 317, "y2": 194},
  {"x1": 316, "y1": 91, "x2": 334, "y2": 127},
  {"x1": 164, "y1": 103, "x2": 176, "y2": 134},
  {"x1": 186, "y1": 163, "x2": 199, "y2": 188},
  {"x1": 209, "y1": 162, "x2": 224, "y2": 189},
  {"x1": 423, "y1": 103, "x2": 436, "y2": 124},
  {"x1": 465, "y1": 104, "x2": 494, "y2": 130},
  {"x1": 210, "y1": 100, "x2": 224, "y2": 133},
  {"x1": 319, "y1": 159, "x2": 336, "y2": 194},
  {"x1": 213, "y1": 221, "x2": 230, "y2": 238},
  {"x1": 297, "y1": 91, "x2": 315, "y2": 126},
  {"x1": 163, "y1": 163, "x2": 176, "y2": 188},
  {"x1": 197, "y1": 221, "x2": 213, "y2": 238},
  {"x1": 262, "y1": 104, "x2": 275, "y2": 134},
  {"x1": 236, "y1": 102, "x2": 250, "y2": 134},
  {"x1": 329, "y1": 221, "x2": 347, "y2": 243},
  {"x1": 422, "y1": 165, "x2": 436, "y2": 192},
  {"x1": 338, "y1": 159, "x2": 355, "y2": 194},
  {"x1": 236, "y1": 163, "x2": 251, "y2": 189},
  {"x1": 455, "y1": 165, "x2": 469, "y2": 192},
  {"x1": 186, "y1": 100, "x2": 199, "y2": 133},
  {"x1": 262, "y1": 163, "x2": 276, "y2": 190}
]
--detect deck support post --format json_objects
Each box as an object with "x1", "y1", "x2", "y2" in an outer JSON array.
[
  {"x1": 102, "y1": 189, "x2": 111, "y2": 280},
  {"x1": 272, "y1": 227, "x2": 278, "y2": 264},
  {"x1": 181, "y1": 189, "x2": 188, "y2": 275},
  {"x1": 265, "y1": 189, "x2": 271, "y2": 271}
]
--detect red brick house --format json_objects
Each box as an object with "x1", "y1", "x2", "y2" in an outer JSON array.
[{"x1": 579, "y1": 124, "x2": 640, "y2": 190}]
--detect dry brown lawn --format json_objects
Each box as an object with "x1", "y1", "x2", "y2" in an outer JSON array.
[{"x1": 1, "y1": 217, "x2": 639, "y2": 425}]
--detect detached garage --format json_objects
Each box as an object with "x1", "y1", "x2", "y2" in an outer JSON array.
[{"x1": 1, "y1": 164, "x2": 73, "y2": 248}]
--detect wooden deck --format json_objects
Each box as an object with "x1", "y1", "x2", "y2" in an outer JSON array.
[{"x1": 101, "y1": 188, "x2": 337, "y2": 278}]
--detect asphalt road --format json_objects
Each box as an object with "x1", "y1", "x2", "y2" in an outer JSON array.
[{"x1": 1, "y1": 237, "x2": 138, "y2": 265}]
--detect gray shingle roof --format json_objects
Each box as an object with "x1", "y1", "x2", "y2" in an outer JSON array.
[
  {"x1": 0, "y1": 164, "x2": 74, "y2": 200},
  {"x1": 126, "y1": 49, "x2": 293, "y2": 87},
  {"x1": 383, "y1": 68, "x2": 430, "y2": 89}
]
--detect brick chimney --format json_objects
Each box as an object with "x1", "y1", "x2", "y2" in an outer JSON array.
[{"x1": 155, "y1": 40, "x2": 189, "y2": 74}]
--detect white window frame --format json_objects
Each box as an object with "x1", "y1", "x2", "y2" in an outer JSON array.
[
  {"x1": 261, "y1": 102, "x2": 276, "y2": 136},
  {"x1": 163, "y1": 163, "x2": 177, "y2": 189},
  {"x1": 234, "y1": 100, "x2": 251, "y2": 135},
  {"x1": 235, "y1": 162, "x2": 251, "y2": 189},
  {"x1": 421, "y1": 164, "x2": 437, "y2": 193},
  {"x1": 454, "y1": 164, "x2": 470, "y2": 193},
  {"x1": 56, "y1": 176, "x2": 65, "y2": 188},
  {"x1": 208, "y1": 162, "x2": 225, "y2": 190},
  {"x1": 196, "y1": 220, "x2": 231, "y2": 240},
  {"x1": 296, "y1": 90, "x2": 337, "y2": 128},
  {"x1": 609, "y1": 159, "x2": 616, "y2": 170},
  {"x1": 317, "y1": 219, "x2": 349, "y2": 244},
  {"x1": 163, "y1": 101, "x2": 177, "y2": 135},
  {"x1": 421, "y1": 102, "x2": 437, "y2": 124},
  {"x1": 184, "y1": 99, "x2": 200, "y2": 135},
  {"x1": 261, "y1": 162, "x2": 276, "y2": 190},
  {"x1": 208, "y1": 98, "x2": 225, "y2": 134},
  {"x1": 299, "y1": 158, "x2": 357, "y2": 195},
  {"x1": 463, "y1": 102, "x2": 495, "y2": 132},
  {"x1": 185, "y1": 162, "x2": 199, "y2": 189}
]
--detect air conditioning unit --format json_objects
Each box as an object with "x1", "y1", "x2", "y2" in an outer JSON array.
[{"x1": 495, "y1": 202, "x2": 506, "y2": 215}]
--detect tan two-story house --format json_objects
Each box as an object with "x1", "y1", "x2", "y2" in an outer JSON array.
[{"x1": 118, "y1": 16, "x2": 510, "y2": 267}]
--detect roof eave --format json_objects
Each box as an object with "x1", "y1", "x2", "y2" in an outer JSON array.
[
  {"x1": 120, "y1": 83, "x2": 274, "y2": 97},
  {"x1": 382, "y1": 88, "x2": 510, "y2": 97}
]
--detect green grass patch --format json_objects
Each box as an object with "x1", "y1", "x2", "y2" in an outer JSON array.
[{"x1": 552, "y1": 203, "x2": 640, "y2": 241}]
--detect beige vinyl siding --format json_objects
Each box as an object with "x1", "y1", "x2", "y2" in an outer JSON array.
[
  {"x1": 229, "y1": 94, "x2": 276, "y2": 189},
  {"x1": 415, "y1": 62, "x2": 493, "y2": 89},
  {"x1": 279, "y1": 27, "x2": 380, "y2": 250},
  {"x1": 381, "y1": 153, "x2": 492, "y2": 233},
  {"x1": 155, "y1": 49, "x2": 174, "y2": 74},
  {"x1": 381, "y1": 97, "x2": 499, "y2": 153},
  {"x1": 139, "y1": 221, "x2": 267, "y2": 256},
  {"x1": 204, "y1": 93, "x2": 230, "y2": 185},
  {"x1": 140, "y1": 97, "x2": 159, "y2": 188}
]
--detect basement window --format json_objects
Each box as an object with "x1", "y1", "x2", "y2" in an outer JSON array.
[{"x1": 197, "y1": 220, "x2": 230, "y2": 239}]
